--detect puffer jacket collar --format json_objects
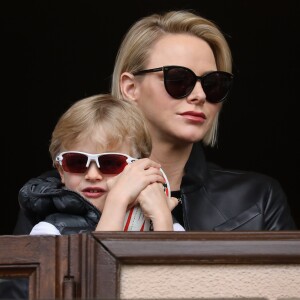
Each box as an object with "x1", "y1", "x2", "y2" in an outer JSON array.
[{"x1": 18, "y1": 174, "x2": 101, "y2": 229}]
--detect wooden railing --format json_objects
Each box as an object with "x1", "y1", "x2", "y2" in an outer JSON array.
[{"x1": 0, "y1": 232, "x2": 300, "y2": 299}]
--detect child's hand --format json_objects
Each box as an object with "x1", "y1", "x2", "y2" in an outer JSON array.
[{"x1": 107, "y1": 158, "x2": 165, "y2": 207}]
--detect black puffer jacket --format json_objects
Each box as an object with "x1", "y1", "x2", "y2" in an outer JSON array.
[{"x1": 18, "y1": 171, "x2": 101, "y2": 234}]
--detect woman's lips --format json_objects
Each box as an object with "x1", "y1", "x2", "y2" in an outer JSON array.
[{"x1": 180, "y1": 111, "x2": 207, "y2": 123}]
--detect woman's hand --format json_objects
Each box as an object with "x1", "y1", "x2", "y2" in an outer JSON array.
[{"x1": 137, "y1": 183, "x2": 178, "y2": 231}]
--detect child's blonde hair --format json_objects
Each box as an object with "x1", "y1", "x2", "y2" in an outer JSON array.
[{"x1": 49, "y1": 94, "x2": 152, "y2": 163}]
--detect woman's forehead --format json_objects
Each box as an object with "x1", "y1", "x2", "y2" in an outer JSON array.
[{"x1": 147, "y1": 34, "x2": 215, "y2": 70}]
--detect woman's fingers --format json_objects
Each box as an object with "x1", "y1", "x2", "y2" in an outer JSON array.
[
  {"x1": 167, "y1": 196, "x2": 180, "y2": 211},
  {"x1": 128, "y1": 157, "x2": 161, "y2": 170}
]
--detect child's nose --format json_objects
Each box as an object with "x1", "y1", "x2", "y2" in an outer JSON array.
[{"x1": 85, "y1": 162, "x2": 103, "y2": 180}]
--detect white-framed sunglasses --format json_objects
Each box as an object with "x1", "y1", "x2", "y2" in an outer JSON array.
[{"x1": 55, "y1": 151, "x2": 136, "y2": 174}]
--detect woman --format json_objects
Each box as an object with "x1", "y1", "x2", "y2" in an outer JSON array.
[
  {"x1": 13, "y1": 10, "x2": 296, "y2": 234},
  {"x1": 110, "y1": 10, "x2": 296, "y2": 230}
]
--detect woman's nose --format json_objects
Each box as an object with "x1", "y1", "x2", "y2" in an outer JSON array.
[{"x1": 186, "y1": 81, "x2": 206, "y2": 104}]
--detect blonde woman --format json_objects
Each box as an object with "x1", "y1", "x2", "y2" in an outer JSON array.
[{"x1": 111, "y1": 10, "x2": 296, "y2": 230}]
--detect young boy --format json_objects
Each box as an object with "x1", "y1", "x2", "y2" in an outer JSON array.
[{"x1": 19, "y1": 94, "x2": 180, "y2": 234}]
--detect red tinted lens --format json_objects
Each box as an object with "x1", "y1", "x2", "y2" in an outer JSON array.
[
  {"x1": 62, "y1": 153, "x2": 88, "y2": 173},
  {"x1": 164, "y1": 67, "x2": 195, "y2": 99},
  {"x1": 98, "y1": 154, "x2": 128, "y2": 174},
  {"x1": 202, "y1": 71, "x2": 233, "y2": 103}
]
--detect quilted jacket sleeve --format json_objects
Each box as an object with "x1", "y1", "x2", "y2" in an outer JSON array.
[{"x1": 16, "y1": 170, "x2": 101, "y2": 234}]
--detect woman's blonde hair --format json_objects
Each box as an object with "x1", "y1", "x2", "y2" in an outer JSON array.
[
  {"x1": 49, "y1": 94, "x2": 152, "y2": 163},
  {"x1": 111, "y1": 10, "x2": 232, "y2": 146}
]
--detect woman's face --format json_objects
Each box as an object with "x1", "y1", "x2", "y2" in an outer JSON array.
[
  {"x1": 133, "y1": 33, "x2": 222, "y2": 145},
  {"x1": 57, "y1": 135, "x2": 133, "y2": 212}
]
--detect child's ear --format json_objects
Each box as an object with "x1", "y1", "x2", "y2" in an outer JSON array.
[
  {"x1": 56, "y1": 164, "x2": 65, "y2": 184},
  {"x1": 120, "y1": 72, "x2": 140, "y2": 104}
]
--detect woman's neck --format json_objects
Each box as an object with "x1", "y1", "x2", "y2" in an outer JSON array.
[{"x1": 150, "y1": 142, "x2": 193, "y2": 191}]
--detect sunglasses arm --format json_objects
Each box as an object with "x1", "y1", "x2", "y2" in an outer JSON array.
[{"x1": 126, "y1": 157, "x2": 137, "y2": 164}]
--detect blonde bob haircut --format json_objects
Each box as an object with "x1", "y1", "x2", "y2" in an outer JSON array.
[
  {"x1": 49, "y1": 94, "x2": 152, "y2": 163},
  {"x1": 111, "y1": 10, "x2": 232, "y2": 147}
]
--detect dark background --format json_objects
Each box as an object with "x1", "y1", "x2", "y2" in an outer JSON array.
[{"x1": 2, "y1": 0, "x2": 299, "y2": 234}]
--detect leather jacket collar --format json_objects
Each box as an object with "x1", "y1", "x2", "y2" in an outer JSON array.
[{"x1": 181, "y1": 142, "x2": 208, "y2": 193}]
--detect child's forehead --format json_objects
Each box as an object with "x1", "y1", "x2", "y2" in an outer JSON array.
[
  {"x1": 66, "y1": 130, "x2": 131, "y2": 153},
  {"x1": 75, "y1": 129, "x2": 107, "y2": 145}
]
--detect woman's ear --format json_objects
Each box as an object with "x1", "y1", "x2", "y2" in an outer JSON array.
[{"x1": 120, "y1": 72, "x2": 139, "y2": 103}]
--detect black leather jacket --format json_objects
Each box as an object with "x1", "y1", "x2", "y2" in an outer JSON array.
[
  {"x1": 180, "y1": 142, "x2": 296, "y2": 230},
  {"x1": 14, "y1": 142, "x2": 297, "y2": 235}
]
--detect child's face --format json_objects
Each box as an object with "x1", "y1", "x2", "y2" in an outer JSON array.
[{"x1": 57, "y1": 137, "x2": 134, "y2": 212}]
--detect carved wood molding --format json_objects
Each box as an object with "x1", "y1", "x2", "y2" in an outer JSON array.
[
  {"x1": 86, "y1": 231, "x2": 300, "y2": 299},
  {"x1": 1, "y1": 232, "x2": 300, "y2": 299}
]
